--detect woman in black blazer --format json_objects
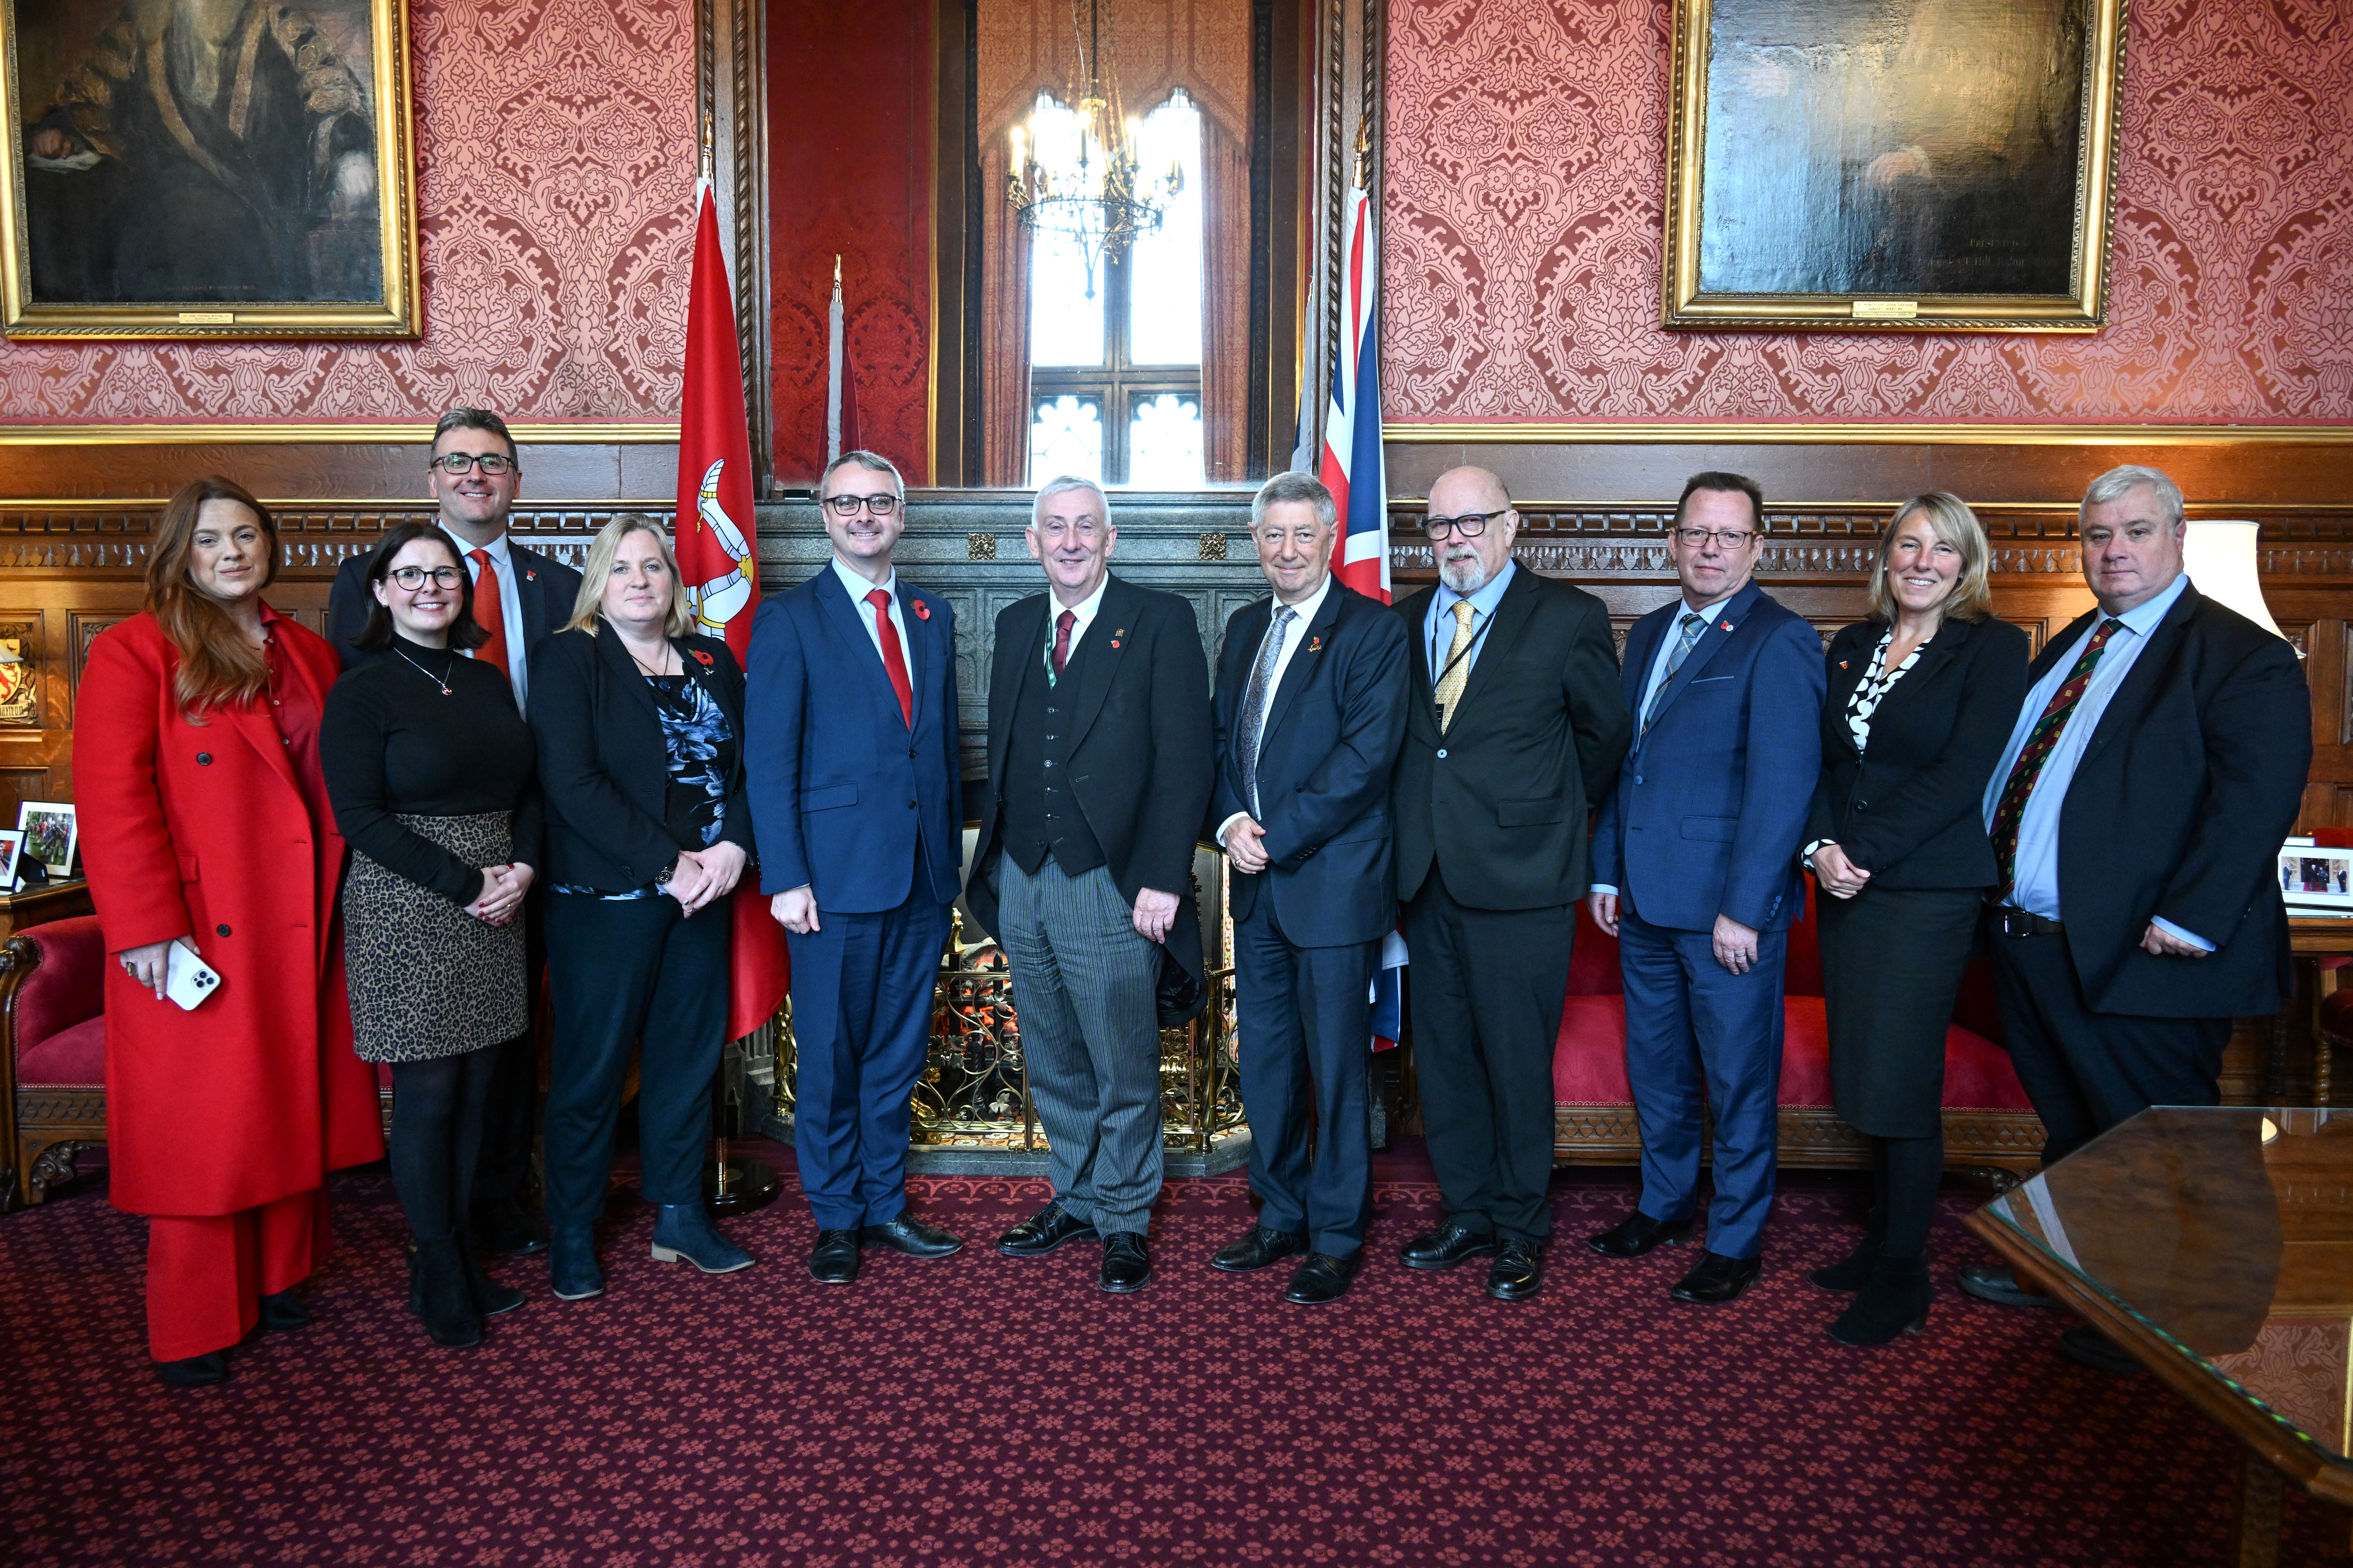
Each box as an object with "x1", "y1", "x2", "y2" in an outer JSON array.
[
  {"x1": 1805, "y1": 493, "x2": 2028, "y2": 1346},
  {"x1": 528, "y1": 514, "x2": 759, "y2": 1301}
]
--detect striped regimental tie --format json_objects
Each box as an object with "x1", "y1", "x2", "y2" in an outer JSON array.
[{"x1": 1988, "y1": 617, "x2": 2124, "y2": 894}]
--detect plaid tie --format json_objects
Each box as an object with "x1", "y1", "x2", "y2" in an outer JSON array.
[
  {"x1": 1237, "y1": 605, "x2": 1296, "y2": 815},
  {"x1": 1641, "y1": 613, "x2": 1707, "y2": 735},
  {"x1": 1990, "y1": 617, "x2": 2125, "y2": 894}
]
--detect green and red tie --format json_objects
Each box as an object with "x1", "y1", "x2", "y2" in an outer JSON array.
[{"x1": 1989, "y1": 618, "x2": 2124, "y2": 896}]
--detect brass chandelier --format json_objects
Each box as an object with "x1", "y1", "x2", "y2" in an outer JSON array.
[{"x1": 1004, "y1": 0, "x2": 1183, "y2": 298}]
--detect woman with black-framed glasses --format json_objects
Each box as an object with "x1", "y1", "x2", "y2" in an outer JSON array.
[{"x1": 322, "y1": 521, "x2": 543, "y2": 1350}]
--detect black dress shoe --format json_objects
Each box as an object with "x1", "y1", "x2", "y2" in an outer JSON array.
[
  {"x1": 862, "y1": 1213, "x2": 965, "y2": 1259},
  {"x1": 257, "y1": 1289, "x2": 312, "y2": 1332},
  {"x1": 1587, "y1": 1211, "x2": 1695, "y2": 1259},
  {"x1": 1399, "y1": 1220, "x2": 1501, "y2": 1271},
  {"x1": 1672, "y1": 1250, "x2": 1762, "y2": 1304},
  {"x1": 1213, "y1": 1226, "x2": 1308, "y2": 1273},
  {"x1": 155, "y1": 1350, "x2": 230, "y2": 1388},
  {"x1": 810, "y1": 1229, "x2": 862, "y2": 1284},
  {"x1": 1828, "y1": 1254, "x2": 1931, "y2": 1345},
  {"x1": 1284, "y1": 1252, "x2": 1363, "y2": 1305},
  {"x1": 2057, "y1": 1325, "x2": 2144, "y2": 1376},
  {"x1": 1099, "y1": 1233, "x2": 1153, "y2": 1294},
  {"x1": 1957, "y1": 1262, "x2": 2059, "y2": 1309},
  {"x1": 474, "y1": 1197, "x2": 551, "y2": 1257},
  {"x1": 997, "y1": 1200, "x2": 1100, "y2": 1258},
  {"x1": 1486, "y1": 1239, "x2": 1544, "y2": 1301}
]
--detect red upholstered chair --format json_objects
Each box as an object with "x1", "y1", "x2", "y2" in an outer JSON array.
[
  {"x1": 1, "y1": 915, "x2": 109, "y2": 1211},
  {"x1": 1550, "y1": 886, "x2": 2043, "y2": 1179}
]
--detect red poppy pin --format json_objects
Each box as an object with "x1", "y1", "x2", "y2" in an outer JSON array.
[
  {"x1": 1308, "y1": 636, "x2": 1325, "y2": 653},
  {"x1": 1110, "y1": 626, "x2": 1126, "y2": 649},
  {"x1": 525, "y1": 570, "x2": 536, "y2": 581},
  {"x1": 1838, "y1": 660, "x2": 1850, "y2": 670},
  {"x1": 1721, "y1": 622, "x2": 1735, "y2": 633},
  {"x1": 691, "y1": 649, "x2": 715, "y2": 667},
  {"x1": 913, "y1": 600, "x2": 931, "y2": 621}
]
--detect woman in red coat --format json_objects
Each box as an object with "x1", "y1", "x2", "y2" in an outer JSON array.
[{"x1": 78, "y1": 476, "x2": 384, "y2": 1387}]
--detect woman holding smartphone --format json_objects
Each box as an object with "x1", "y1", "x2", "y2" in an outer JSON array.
[{"x1": 77, "y1": 477, "x2": 384, "y2": 1387}]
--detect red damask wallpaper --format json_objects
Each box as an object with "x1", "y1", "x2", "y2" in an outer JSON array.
[
  {"x1": 1, "y1": 0, "x2": 696, "y2": 423},
  {"x1": 766, "y1": 0, "x2": 933, "y2": 487},
  {"x1": 1381, "y1": 0, "x2": 2353, "y2": 424}
]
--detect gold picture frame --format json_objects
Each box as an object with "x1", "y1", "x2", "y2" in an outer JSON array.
[
  {"x1": 1662, "y1": 0, "x2": 2127, "y2": 332},
  {"x1": 0, "y1": 0, "x2": 420, "y2": 339}
]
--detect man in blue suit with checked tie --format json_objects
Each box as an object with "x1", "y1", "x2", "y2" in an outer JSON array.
[
  {"x1": 745, "y1": 451, "x2": 966, "y2": 1285},
  {"x1": 1586, "y1": 472, "x2": 1825, "y2": 1305}
]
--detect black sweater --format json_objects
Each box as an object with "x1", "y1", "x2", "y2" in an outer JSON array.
[{"x1": 322, "y1": 634, "x2": 545, "y2": 904}]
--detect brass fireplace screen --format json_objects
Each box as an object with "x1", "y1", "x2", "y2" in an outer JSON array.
[{"x1": 770, "y1": 911, "x2": 1245, "y2": 1153}]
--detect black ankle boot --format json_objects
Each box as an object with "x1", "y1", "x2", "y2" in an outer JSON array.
[
  {"x1": 457, "y1": 1230, "x2": 525, "y2": 1317},
  {"x1": 1810, "y1": 1209, "x2": 1886, "y2": 1292},
  {"x1": 411, "y1": 1236, "x2": 484, "y2": 1348},
  {"x1": 1829, "y1": 1252, "x2": 1932, "y2": 1346}
]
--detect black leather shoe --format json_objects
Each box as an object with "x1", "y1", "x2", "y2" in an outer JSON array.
[
  {"x1": 1399, "y1": 1220, "x2": 1501, "y2": 1271},
  {"x1": 997, "y1": 1200, "x2": 1100, "y2": 1258},
  {"x1": 1213, "y1": 1225, "x2": 1308, "y2": 1273},
  {"x1": 474, "y1": 1197, "x2": 551, "y2": 1257},
  {"x1": 1587, "y1": 1211, "x2": 1695, "y2": 1259},
  {"x1": 1284, "y1": 1251, "x2": 1363, "y2": 1305},
  {"x1": 1672, "y1": 1250, "x2": 1762, "y2": 1305},
  {"x1": 1810, "y1": 1232, "x2": 1882, "y2": 1293},
  {"x1": 2057, "y1": 1325, "x2": 2144, "y2": 1376},
  {"x1": 1486, "y1": 1239, "x2": 1544, "y2": 1301},
  {"x1": 1957, "y1": 1261, "x2": 2059, "y2": 1309},
  {"x1": 810, "y1": 1229, "x2": 862, "y2": 1284},
  {"x1": 1828, "y1": 1253, "x2": 1931, "y2": 1345},
  {"x1": 862, "y1": 1213, "x2": 965, "y2": 1259},
  {"x1": 155, "y1": 1350, "x2": 230, "y2": 1388},
  {"x1": 257, "y1": 1289, "x2": 311, "y2": 1332},
  {"x1": 1099, "y1": 1233, "x2": 1153, "y2": 1293}
]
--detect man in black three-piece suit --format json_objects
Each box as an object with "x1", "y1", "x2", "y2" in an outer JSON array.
[
  {"x1": 1959, "y1": 463, "x2": 2311, "y2": 1375},
  {"x1": 966, "y1": 476, "x2": 1215, "y2": 1295},
  {"x1": 326, "y1": 407, "x2": 583, "y2": 1257},
  {"x1": 1391, "y1": 466, "x2": 1632, "y2": 1301},
  {"x1": 1204, "y1": 473, "x2": 1409, "y2": 1305}
]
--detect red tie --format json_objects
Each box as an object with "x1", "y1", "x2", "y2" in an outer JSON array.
[
  {"x1": 469, "y1": 548, "x2": 511, "y2": 679},
  {"x1": 1053, "y1": 609, "x2": 1076, "y2": 677},
  {"x1": 866, "y1": 588, "x2": 913, "y2": 728}
]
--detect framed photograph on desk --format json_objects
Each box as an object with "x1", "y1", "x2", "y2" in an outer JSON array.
[
  {"x1": 2280, "y1": 837, "x2": 2353, "y2": 913},
  {"x1": 0, "y1": 829, "x2": 21, "y2": 890},
  {"x1": 16, "y1": 800, "x2": 74, "y2": 879}
]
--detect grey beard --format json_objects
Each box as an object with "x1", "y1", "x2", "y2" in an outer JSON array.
[{"x1": 1438, "y1": 555, "x2": 1492, "y2": 594}]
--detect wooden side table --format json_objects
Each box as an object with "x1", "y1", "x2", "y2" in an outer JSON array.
[
  {"x1": 0, "y1": 880, "x2": 93, "y2": 942},
  {"x1": 2289, "y1": 917, "x2": 2353, "y2": 1106}
]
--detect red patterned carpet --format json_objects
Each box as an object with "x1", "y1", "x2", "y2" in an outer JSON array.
[{"x1": 2, "y1": 1142, "x2": 2342, "y2": 1567}]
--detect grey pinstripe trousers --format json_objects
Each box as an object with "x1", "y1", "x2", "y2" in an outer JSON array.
[{"x1": 996, "y1": 857, "x2": 1166, "y2": 1235}]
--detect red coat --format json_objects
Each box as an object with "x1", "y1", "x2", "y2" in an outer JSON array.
[{"x1": 76, "y1": 608, "x2": 383, "y2": 1218}]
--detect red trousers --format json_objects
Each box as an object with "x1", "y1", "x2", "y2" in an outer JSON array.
[{"x1": 144, "y1": 1188, "x2": 329, "y2": 1360}]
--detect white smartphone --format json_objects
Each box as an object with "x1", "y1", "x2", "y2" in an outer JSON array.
[{"x1": 164, "y1": 940, "x2": 224, "y2": 1010}]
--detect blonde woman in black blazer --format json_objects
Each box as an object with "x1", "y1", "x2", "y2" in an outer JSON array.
[{"x1": 1805, "y1": 493, "x2": 2027, "y2": 1346}]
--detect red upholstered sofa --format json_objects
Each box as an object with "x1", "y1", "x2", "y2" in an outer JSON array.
[
  {"x1": 1551, "y1": 885, "x2": 2045, "y2": 1179},
  {"x1": 1, "y1": 916, "x2": 108, "y2": 1210}
]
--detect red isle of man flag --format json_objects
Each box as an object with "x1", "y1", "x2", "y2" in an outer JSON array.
[
  {"x1": 1317, "y1": 187, "x2": 1390, "y2": 605},
  {"x1": 675, "y1": 177, "x2": 789, "y2": 1041}
]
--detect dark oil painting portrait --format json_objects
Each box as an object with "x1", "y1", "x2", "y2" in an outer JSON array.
[
  {"x1": 2, "y1": 0, "x2": 418, "y2": 336},
  {"x1": 1664, "y1": 0, "x2": 2124, "y2": 330}
]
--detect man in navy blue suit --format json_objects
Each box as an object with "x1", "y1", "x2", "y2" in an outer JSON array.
[
  {"x1": 1586, "y1": 472, "x2": 1825, "y2": 1305},
  {"x1": 1205, "y1": 473, "x2": 1409, "y2": 1306},
  {"x1": 745, "y1": 451, "x2": 965, "y2": 1285}
]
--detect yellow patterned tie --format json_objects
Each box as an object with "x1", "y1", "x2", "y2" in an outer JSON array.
[{"x1": 1433, "y1": 599, "x2": 1476, "y2": 732}]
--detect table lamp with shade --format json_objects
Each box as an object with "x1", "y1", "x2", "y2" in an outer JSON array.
[{"x1": 2181, "y1": 520, "x2": 2296, "y2": 652}]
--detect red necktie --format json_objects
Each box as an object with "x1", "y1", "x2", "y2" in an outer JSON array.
[
  {"x1": 1052, "y1": 609, "x2": 1076, "y2": 678},
  {"x1": 469, "y1": 548, "x2": 511, "y2": 679},
  {"x1": 866, "y1": 588, "x2": 913, "y2": 728}
]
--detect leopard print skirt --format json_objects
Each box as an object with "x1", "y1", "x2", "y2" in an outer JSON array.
[{"x1": 342, "y1": 811, "x2": 529, "y2": 1063}]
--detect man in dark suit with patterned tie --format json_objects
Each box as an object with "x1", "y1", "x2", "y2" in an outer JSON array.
[
  {"x1": 1204, "y1": 473, "x2": 1409, "y2": 1305},
  {"x1": 1390, "y1": 465, "x2": 1630, "y2": 1302},
  {"x1": 326, "y1": 406, "x2": 583, "y2": 1257},
  {"x1": 967, "y1": 476, "x2": 1216, "y2": 1296},
  {"x1": 1957, "y1": 464, "x2": 2308, "y2": 1374},
  {"x1": 745, "y1": 451, "x2": 966, "y2": 1285}
]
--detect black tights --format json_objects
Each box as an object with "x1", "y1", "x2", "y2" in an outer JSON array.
[
  {"x1": 1872, "y1": 1133, "x2": 1943, "y2": 1259},
  {"x1": 388, "y1": 1047, "x2": 499, "y2": 1241}
]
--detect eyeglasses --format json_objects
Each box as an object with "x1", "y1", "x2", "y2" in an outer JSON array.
[
  {"x1": 1423, "y1": 509, "x2": 1507, "y2": 541},
  {"x1": 428, "y1": 452, "x2": 515, "y2": 476},
  {"x1": 822, "y1": 494, "x2": 900, "y2": 517},
  {"x1": 1674, "y1": 526, "x2": 1757, "y2": 549},
  {"x1": 388, "y1": 565, "x2": 465, "y2": 589}
]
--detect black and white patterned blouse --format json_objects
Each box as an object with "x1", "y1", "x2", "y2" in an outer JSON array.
[
  {"x1": 1844, "y1": 626, "x2": 1930, "y2": 756},
  {"x1": 552, "y1": 671, "x2": 737, "y2": 901}
]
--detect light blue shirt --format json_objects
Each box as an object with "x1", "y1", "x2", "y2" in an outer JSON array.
[
  {"x1": 1984, "y1": 572, "x2": 2209, "y2": 947},
  {"x1": 1637, "y1": 592, "x2": 1738, "y2": 723},
  {"x1": 1424, "y1": 559, "x2": 1516, "y2": 689}
]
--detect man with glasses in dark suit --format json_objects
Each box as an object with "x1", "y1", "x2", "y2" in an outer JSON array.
[
  {"x1": 1391, "y1": 465, "x2": 1629, "y2": 1302},
  {"x1": 327, "y1": 407, "x2": 583, "y2": 1258}
]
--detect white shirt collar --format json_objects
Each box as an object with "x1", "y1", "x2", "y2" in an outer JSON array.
[
  {"x1": 830, "y1": 555, "x2": 897, "y2": 606},
  {"x1": 441, "y1": 523, "x2": 510, "y2": 565},
  {"x1": 1051, "y1": 574, "x2": 1111, "y2": 633},
  {"x1": 1272, "y1": 572, "x2": 1334, "y2": 628}
]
